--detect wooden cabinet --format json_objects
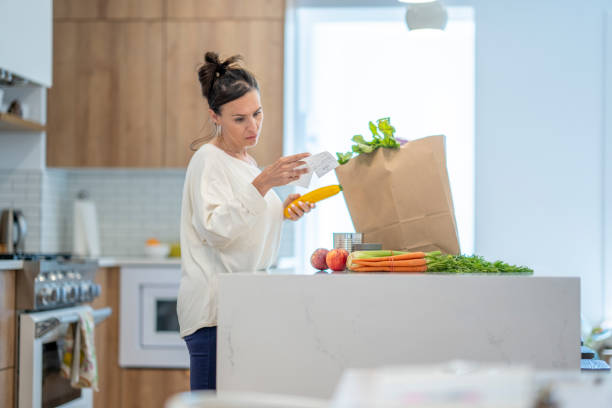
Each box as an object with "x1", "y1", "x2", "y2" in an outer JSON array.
[
  {"x1": 47, "y1": 21, "x2": 163, "y2": 167},
  {"x1": 54, "y1": 0, "x2": 163, "y2": 19},
  {"x1": 48, "y1": 1, "x2": 285, "y2": 168},
  {"x1": 120, "y1": 369, "x2": 190, "y2": 408},
  {"x1": 167, "y1": 0, "x2": 284, "y2": 19},
  {"x1": 0, "y1": 270, "x2": 15, "y2": 408},
  {"x1": 164, "y1": 20, "x2": 284, "y2": 167},
  {"x1": 0, "y1": 368, "x2": 14, "y2": 408},
  {"x1": 92, "y1": 267, "x2": 189, "y2": 408},
  {"x1": 0, "y1": 270, "x2": 15, "y2": 370},
  {"x1": 91, "y1": 267, "x2": 121, "y2": 408}
]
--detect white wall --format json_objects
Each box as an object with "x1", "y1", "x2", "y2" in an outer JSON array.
[
  {"x1": 473, "y1": 0, "x2": 612, "y2": 323},
  {"x1": 0, "y1": 0, "x2": 53, "y2": 87}
]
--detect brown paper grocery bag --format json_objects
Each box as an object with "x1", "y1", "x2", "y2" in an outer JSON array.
[{"x1": 335, "y1": 135, "x2": 460, "y2": 254}]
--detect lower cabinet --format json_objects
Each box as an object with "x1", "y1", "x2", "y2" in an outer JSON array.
[
  {"x1": 120, "y1": 369, "x2": 191, "y2": 407},
  {"x1": 0, "y1": 367, "x2": 14, "y2": 408},
  {"x1": 93, "y1": 267, "x2": 189, "y2": 408},
  {"x1": 0, "y1": 270, "x2": 15, "y2": 408}
]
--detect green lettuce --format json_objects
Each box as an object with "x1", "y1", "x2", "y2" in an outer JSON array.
[{"x1": 336, "y1": 117, "x2": 401, "y2": 164}]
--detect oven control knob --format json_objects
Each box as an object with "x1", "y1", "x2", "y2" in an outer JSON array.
[
  {"x1": 50, "y1": 286, "x2": 60, "y2": 303},
  {"x1": 37, "y1": 287, "x2": 52, "y2": 306},
  {"x1": 65, "y1": 284, "x2": 78, "y2": 303},
  {"x1": 91, "y1": 283, "x2": 101, "y2": 299},
  {"x1": 79, "y1": 282, "x2": 90, "y2": 301}
]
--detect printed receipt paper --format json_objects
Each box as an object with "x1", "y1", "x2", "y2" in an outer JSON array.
[{"x1": 288, "y1": 151, "x2": 339, "y2": 188}]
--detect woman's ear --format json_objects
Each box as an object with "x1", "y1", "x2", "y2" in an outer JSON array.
[{"x1": 208, "y1": 108, "x2": 220, "y2": 126}]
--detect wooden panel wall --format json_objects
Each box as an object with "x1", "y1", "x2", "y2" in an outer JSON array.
[{"x1": 49, "y1": 0, "x2": 285, "y2": 168}]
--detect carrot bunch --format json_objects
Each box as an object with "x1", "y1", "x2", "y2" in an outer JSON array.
[{"x1": 347, "y1": 250, "x2": 427, "y2": 273}]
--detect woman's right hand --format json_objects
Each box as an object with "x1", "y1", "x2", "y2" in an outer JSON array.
[{"x1": 252, "y1": 152, "x2": 311, "y2": 196}]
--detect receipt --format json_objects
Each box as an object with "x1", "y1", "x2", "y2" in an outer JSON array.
[{"x1": 289, "y1": 151, "x2": 339, "y2": 188}]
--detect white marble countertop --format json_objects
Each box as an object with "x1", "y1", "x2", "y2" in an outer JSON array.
[
  {"x1": 217, "y1": 274, "x2": 581, "y2": 398},
  {"x1": 97, "y1": 257, "x2": 181, "y2": 267},
  {"x1": 0, "y1": 260, "x2": 23, "y2": 270}
]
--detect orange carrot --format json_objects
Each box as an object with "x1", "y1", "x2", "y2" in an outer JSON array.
[
  {"x1": 353, "y1": 258, "x2": 427, "y2": 267},
  {"x1": 355, "y1": 252, "x2": 426, "y2": 262},
  {"x1": 351, "y1": 265, "x2": 428, "y2": 273}
]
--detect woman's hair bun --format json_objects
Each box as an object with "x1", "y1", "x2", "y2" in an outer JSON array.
[{"x1": 198, "y1": 52, "x2": 243, "y2": 100}]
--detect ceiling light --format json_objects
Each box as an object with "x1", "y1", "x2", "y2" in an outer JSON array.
[{"x1": 404, "y1": 0, "x2": 448, "y2": 31}]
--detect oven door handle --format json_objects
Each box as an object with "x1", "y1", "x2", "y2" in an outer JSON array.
[
  {"x1": 57, "y1": 306, "x2": 112, "y2": 325},
  {"x1": 33, "y1": 307, "x2": 113, "y2": 338}
]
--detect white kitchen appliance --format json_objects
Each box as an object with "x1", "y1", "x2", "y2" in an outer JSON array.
[
  {"x1": 119, "y1": 265, "x2": 189, "y2": 368},
  {"x1": 11, "y1": 254, "x2": 111, "y2": 408},
  {"x1": 19, "y1": 305, "x2": 111, "y2": 408}
]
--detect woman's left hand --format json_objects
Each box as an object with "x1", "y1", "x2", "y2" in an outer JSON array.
[{"x1": 283, "y1": 194, "x2": 315, "y2": 221}]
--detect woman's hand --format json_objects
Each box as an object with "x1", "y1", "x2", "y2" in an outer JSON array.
[
  {"x1": 283, "y1": 194, "x2": 316, "y2": 221},
  {"x1": 252, "y1": 153, "x2": 311, "y2": 196}
]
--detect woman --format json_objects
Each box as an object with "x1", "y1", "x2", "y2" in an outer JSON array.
[{"x1": 178, "y1": 51, "x2": 314, "y2": 391}]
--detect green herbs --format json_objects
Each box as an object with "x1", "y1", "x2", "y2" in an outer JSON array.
[
  {"x1": 336, "y1": 117, "x2": 401, "y2": 164},
  {"x1": 425, "y1": 251, "x2": 534, "y2": 274}
]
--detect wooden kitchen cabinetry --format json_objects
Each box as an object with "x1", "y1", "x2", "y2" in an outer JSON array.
[
  {"x1": 91, "y1": 267, "x2": 121, "y2": 408},
  {"x1": 164, "y1": 20, "x2": 284, "y2": 167},
  {"x1": 47, "y1": 21, "x2": 164, "y2": 167},
  {"x1": 92, "y1": 267, "x2": 189, "y2": 408},
  {"x1": 0, "y1": 270, "x2": 16, "y2": 408},
  {"x1": 167, "y1": 0, "x2": 284, "y2": 19},
  {"x1": 54, "y1": 0, "x2": 163, "y2": 19},
  {"x1": 48, "y1": 0, "x2": 285, "y2": 168}
]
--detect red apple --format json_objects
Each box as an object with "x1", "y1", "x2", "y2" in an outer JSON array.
[
  {"x1": 326, "y1": 249, "x2": 349, "y2": 271},
  {"x1": 310, "y1": 248, "x2": 329, "y2": 270}
]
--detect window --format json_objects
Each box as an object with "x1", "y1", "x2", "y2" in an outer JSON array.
[{"x1": 285, "y1": 4, "x2": 474, "y2": 272}]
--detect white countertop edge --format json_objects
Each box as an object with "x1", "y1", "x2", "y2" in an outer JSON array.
[
  {"x1": 0, "y1": 260, "x2": 24, "y2": 270},
  {"x1": 97, "y1": 257, "x2": 181, "y2": 267}
]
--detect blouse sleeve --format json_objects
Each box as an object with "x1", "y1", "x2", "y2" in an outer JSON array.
[{"x1": 190, "y1": 169, "x2": 268, "y2": 249}]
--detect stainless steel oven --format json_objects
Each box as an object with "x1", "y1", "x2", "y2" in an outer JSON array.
[
  {"x1": 18, "y1": 305, "x2": 111, "y2": 408},
  {"x1": 7, "y1": 254, "x2": 112, "y2": 408}
]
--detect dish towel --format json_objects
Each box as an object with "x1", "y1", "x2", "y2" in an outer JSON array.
[{"x1": 61, "y1": 310, "x2": 99, "y2": 391}]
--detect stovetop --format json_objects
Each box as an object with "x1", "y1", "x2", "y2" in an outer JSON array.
[{"x1": 0, "y1": 253, "x2": 73, "y2": 261}]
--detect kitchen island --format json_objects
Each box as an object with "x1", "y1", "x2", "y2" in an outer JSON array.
[{"x1": 218, "y1": 273, "x2": 579, "y2": 399}]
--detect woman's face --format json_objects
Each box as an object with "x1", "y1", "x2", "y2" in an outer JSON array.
[{"x1": 211, "y1": 89, "x2": 263, "y2": 150}]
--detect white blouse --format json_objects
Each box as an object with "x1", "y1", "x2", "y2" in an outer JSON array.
[{"x1": 178, "y1": 143, "x2": 283, "y2": 337}]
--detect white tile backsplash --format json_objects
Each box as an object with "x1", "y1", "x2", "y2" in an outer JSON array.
[{"x1": 1, "y1": 167, "x2": 296, "y2": 260}]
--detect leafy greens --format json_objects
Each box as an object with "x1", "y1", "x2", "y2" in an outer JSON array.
[
  {"x1": 336, "y1": 117, "x2": 401, "y2": 165},
  {"x1": 425, "y1": 251, "x2": 534, "y2": 274}
]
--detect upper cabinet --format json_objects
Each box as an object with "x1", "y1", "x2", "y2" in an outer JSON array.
[
  {"x1": 166, "y1": 0, "x2": 284, "y2": 19},
  {"x1": 54, "y1": 0, "x2": 163, "y2": 19},
  {"x1": 47, "y1": 22, "x2": 163, "y2": 167},
  {"x1": 164, "y1": 20, "x2": 284, "y2": 167},
  {"x1": 0, "y1": 0, "x2": 53, "y2": 87},
  {"x1": 47, "y1": 0, "x2": 285, "y2": 168}
]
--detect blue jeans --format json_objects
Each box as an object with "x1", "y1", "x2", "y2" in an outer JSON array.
[{"x1": 183, "y1": 326, "x2": 217, "y2": 390}]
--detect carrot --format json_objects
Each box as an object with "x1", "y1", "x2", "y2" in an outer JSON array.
[
  {"x1": 351, "y1": 265, "x2": 428, "y2": 273},
  {"x1": 353, "y1": 258, "x2": 427, "y2": 267},
  {"x1": 355, "y1": 252, "x2": 426, "y2": 262}
]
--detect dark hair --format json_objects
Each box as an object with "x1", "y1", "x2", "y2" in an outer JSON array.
[
  {"x1": 197, "y1": 51, "x2": 259, "y2": 115},
  {"x1": 191, "y1": 52, "x2": 260, "y2": 150}
]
